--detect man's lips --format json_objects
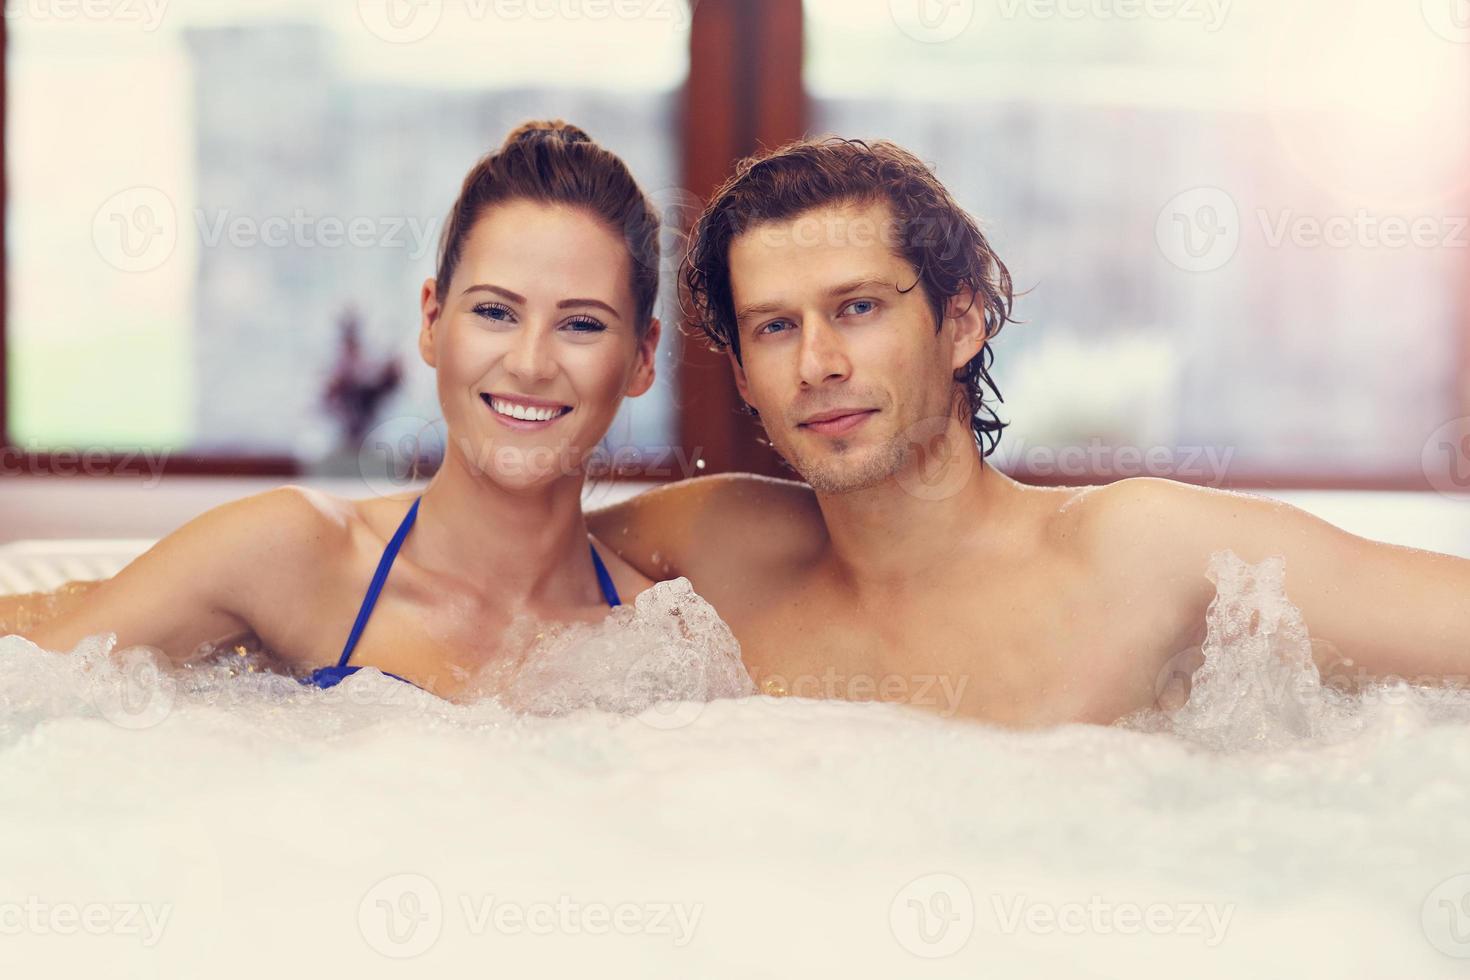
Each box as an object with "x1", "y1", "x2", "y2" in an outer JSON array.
[{"x1": 797, "y1": 408, "x2": 878, "y2": 436}]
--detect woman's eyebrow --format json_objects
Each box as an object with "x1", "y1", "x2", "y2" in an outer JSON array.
[
  {"x1": 462, "y1": 284, "x2": 621, "y2": 320},
  {"x1": 558, "y1": 297, "x2": 622, "y2": 320},
  {"x1": 463, "y1": 283, "x2": 525, "y2": 303}
]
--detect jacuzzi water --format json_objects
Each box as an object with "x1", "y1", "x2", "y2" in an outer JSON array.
[{"x1": 1, "y1": 553, "x2": 1468, "y2": 978}]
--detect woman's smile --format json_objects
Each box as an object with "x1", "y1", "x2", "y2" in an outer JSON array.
[{"x1": 480, "y1": 392, "x2": 574, "y2": 430}]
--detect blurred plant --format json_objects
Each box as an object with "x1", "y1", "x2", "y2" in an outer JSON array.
[{"x1": 323, "y1": 306, "x2": 403, "y2": 451}]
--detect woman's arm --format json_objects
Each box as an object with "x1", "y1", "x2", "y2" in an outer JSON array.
[
  {"x1": 22, "y1": 486, "x2": 334, "y2": 665},
  {"x1": 0, "y1": 580, "x2": 105, "y2": 636}
]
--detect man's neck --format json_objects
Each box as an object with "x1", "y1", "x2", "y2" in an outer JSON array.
[{"x1": 811, "y1": 430, "x2": 1030, "y2": 591}]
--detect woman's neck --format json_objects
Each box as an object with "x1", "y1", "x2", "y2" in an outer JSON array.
[{"x1": 404, "y1": 445, "x2": 604, "y2": 612}]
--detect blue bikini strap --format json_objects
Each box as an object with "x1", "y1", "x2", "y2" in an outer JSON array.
[
  {"x1": 338, "y1": 496, "x2": 421, "y2": 668},
  {"x1": 590, "y1": 544, "x2": 622, "y2": 607}
]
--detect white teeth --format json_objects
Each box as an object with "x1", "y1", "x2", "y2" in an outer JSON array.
[{"x1": 490, "y1": 398, "x2": 565, "y2": 422}]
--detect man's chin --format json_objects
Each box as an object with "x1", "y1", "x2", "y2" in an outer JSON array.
[{"x1": 784, "y1": 440, "x2": 906, "y2": 495}]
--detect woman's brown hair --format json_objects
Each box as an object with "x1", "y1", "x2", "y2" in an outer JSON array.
[
  {"x1": 434, "y1": 119, "x2": 661, "y2": 333},
  {"x1": 682, "y1": 136, "x2": 1018, "y2": 457}
]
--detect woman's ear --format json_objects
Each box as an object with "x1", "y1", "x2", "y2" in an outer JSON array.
[
  {"x1": 946, "y1": 287, "x2": 987, "y2": 375},
  {"x1": 625, "y1": 317, "x2": 662, "y2": 398},
  {"x1": 418, "y1": 278, "x2": 441, "y2": 368}
]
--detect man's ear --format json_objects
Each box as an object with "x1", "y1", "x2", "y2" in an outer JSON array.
[
  {"x1": 945, "y1": 287, "x2": 988, "y2": 375},
  {"x1": 418, "y1": 278, "x2": 441, "y2": 369},
  {"x1": 726, "y1": 346, "x2": 753, "y2": 406},
  {"x1": 625, "y1": 317, "x2": 662, "y2": 398}
]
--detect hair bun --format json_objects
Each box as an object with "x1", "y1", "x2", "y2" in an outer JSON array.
[{"x1": 503, "y1": 119, "x2": 593, "y2": 148}]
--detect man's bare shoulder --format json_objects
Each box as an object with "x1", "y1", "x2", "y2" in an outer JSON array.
[
  {"x1": 588, "y1": 473, "x2": 824, "y2": 580},
  {"x1": 1056, "y1": 476, "x2": 1289, "y2": 591},
  {"x1": 1065, "y1": 477, "x2": 1290, "y2": 546}
]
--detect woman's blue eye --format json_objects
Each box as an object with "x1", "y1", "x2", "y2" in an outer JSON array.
[
  {"x1": 565, "y1": 317, "x2": 607, "y2": 333},
  {"x1": 473, "y1": 302, "x2": 515, "y2": 322}
]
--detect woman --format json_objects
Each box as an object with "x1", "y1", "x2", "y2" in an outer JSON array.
[{"x1": 23, "y1": 120, "x2": 663, "y2": 701}]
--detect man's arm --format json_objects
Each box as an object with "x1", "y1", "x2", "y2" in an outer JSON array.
[
  {"x1": 1085, "y1": 477, "x2": 1470, "y2": 684},
  {"x1": 587, "y1": 473, "x2": 820, "y2": 584}
]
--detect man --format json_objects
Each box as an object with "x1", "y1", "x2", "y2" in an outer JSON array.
[{"x1": 589, "y1": 136, "x2": 1470, "y2": 727}]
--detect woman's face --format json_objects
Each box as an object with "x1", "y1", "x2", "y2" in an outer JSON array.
[{"x1": 419, "y1": 199, "x2": 659, "y2": 490}]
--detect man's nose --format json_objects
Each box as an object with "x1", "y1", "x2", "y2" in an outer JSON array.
[{"x1": 797, "y1": 317, "x2": 852, "y2": 387}]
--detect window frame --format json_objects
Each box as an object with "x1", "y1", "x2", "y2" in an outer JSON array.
[{"x1": 4, "y1": 5, "x2": 1465, "y2": 490}]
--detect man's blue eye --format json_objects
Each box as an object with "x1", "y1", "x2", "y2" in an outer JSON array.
[
  {"x1": 759, "y1": 320, "x2": 794, "y2": 336},
  {"x1": 844, "y1": 300, "x2": 876, "y2": 316}
]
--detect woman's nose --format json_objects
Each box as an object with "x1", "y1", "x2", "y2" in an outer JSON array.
[{"x1": 505, "y1": 323, "x2": 556, "y2": 383}]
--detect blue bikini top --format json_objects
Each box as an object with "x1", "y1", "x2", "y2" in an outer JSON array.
[{"x1": 301, "y1": 496, "x2": 622, "y2": 691}]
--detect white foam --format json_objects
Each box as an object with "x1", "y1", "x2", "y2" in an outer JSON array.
[{"x1": 1, "y1": 555, "x2": 1468, "y2": 977}]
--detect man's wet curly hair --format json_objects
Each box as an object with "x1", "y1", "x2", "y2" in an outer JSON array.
[{"x1": 681, "y1": 136, "x2": 1018, "y2": 457}]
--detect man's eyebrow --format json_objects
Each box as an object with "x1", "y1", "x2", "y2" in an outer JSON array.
[
  {"x1": 735, "y1": 277, "x2": 895, "y2": 327},
  {"x1": 824, "y1": 276, "x2": 894, "y2": 298},
  {"x1": 462, "y1": 284, "x2": 621, "y2": 320},
  {"x1": 735, "y1": 300, "x2": 785, "y2": 326}
]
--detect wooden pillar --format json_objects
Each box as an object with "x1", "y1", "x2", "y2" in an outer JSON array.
[{"x1": 678, "y1": 0, "x2": 806, "y2": 477}]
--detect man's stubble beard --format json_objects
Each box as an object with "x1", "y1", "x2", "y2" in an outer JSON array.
[{"x1": 771, "y1": 424, "x2": 910, "y2": 495}]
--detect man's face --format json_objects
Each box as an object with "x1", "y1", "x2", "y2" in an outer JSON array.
[{"x1": 727, "y1": 199, "x2": 974, "y2": 494}]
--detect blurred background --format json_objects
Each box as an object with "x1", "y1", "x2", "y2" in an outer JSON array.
[{"x1": 3, "y1": 0, "x2": 1469, "y2": 553}]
